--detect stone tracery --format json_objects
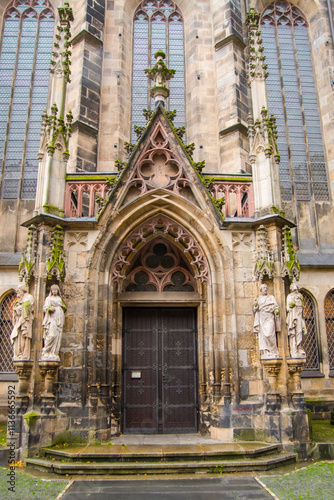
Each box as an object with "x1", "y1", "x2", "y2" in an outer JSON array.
[{"x1": 111, "y1": 215, "x2": 209, "y2": 284}]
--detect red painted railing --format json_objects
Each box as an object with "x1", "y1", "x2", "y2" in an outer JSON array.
[{"x1": 64, "y1": 174, "x2": 254, "y2": 218}]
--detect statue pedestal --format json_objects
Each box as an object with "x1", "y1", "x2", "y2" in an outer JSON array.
[
  {"x1": 261, "y1": 358, "x2": 282, "y2": 412},
  {"x1": 39, "y1": 360, "x2": 60, "y2": 416},
  {"x1": 13, "y1": 360, "x2": 33, "y2": 414},
  {"x1": 287, "y1": 357, "x2": 306, "y2": 410}
]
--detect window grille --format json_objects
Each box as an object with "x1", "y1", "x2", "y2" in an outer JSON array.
[
  {"x1": 324, "y1": 290, "x2": 334, "y2": 370},
  {"x1": 0, "y1": 0, "x2": 55, "y2": 200},
  {"x1": 261, "y1": 1, "x2": 329, "y2": 202},
  {"x1": 0, "y1": 292, "x2": 16, "y2": 372},
  {"x1": 131, "y1": 0, "x2": 185, "y2": 142},
  {"x1": 301, "y1": 290, "x2": 320, "y2": 370}
]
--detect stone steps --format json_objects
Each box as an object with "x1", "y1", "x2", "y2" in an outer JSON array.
[{"x1": 26, "y1": 442, "x2": 297, "y2": 475}]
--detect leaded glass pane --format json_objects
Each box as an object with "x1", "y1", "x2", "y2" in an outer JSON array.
[
  {"x1": 302, "y1": 291, "x2": 320, "y2": 370},
  {"x1": 325, "y1": 290, "x2": 334, "y2": 370},
  {"x1": 261, "y1": 1, "x2": 328, "y2": 202},
  {"x1": 131, "y1": 0, "x2": 185, "y2": 141},
  {"x1": 0, "y1": 0, "x2": 54, "y2": 199},
  {"x1": 0, "y1": 292, "x2": 16, "y2": 372}
]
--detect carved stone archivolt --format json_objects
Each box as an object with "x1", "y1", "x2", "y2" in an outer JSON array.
[{"x1": 111, "y1": 215, "x2": 209, "y2": 284}]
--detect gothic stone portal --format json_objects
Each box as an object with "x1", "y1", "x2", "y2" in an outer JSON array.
[{"x1": 122, "y1": 307, "x2": 198, "y2": 434}]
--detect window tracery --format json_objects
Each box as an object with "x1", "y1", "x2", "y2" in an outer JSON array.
[
  {"x1": 131, "y1": 0, "x2": 185, "y2": 141},
  {"x1": 0, "y1": 292, "x2": 16, "y2": 372},
  {"x1": 0, "y1": 0, "x2": 55, "y2": 200},
  {"x1": 301, "y1": 290, "x2": 320, "y2": 371},
  {"x1": 324, "y1": 290, "x2": 334, "y2": 371},
  {"x1": 261, "y1": 1, "x2": 329, "y2": 202}
]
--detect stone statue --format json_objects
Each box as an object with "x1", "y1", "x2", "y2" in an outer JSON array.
[
  {"x1": 286, "y1": 283, "x2": 306, "y2": 358},
  {"x1": 41, "y1": 284, "x2": 66, "y2": 362},
  {"x1": 10, "y1": 284, "x2": 34, "y2": 360},
  {"x1": 253, "y1": 283, "x2": 281, "y2": 358}
]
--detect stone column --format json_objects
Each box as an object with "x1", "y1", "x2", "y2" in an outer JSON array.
[
  {"x1": 13, "y1": 361, "x2": 33, "y2": 415},
  {"x1": 39, "y1": 360, "x2": 60, "y2": 416},
  {"x1": 262, "y1": 358, "x2": 282, "y2": 412},
  {"x1": 287, "y1": 358, "x2": 307, "y2": 410}
]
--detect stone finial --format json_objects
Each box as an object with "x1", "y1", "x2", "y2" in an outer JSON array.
[
  {"x1": 248, "y1": 108, "x2": 280, "y2": 165},
  {"x1": 254, "y1": 225, "x2": 274, "y2": 280},
  {"x1": 38, "y1": 104, "x2": 73, "y2": 161},
  {"x1": 246, "y1": 10, "x2": 268, "y2": 84},
  {"x1": 50, "y1": 2, "x2": 74, "y2": 83},
  {"x1": 46, "y1": 225, "x2": 65, "y2": 281},
  {"x1": 145, "y1": 50, "x2": 175, "y2": 107},
  {"x1": 19, "y1": 225, "x2": 37, "y2": 284},
  {"x1": 281, "y1": 226, "x2": 300, "y2": 280}
]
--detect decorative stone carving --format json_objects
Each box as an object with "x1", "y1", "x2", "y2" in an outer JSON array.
[
  {"x1": 13, "y1": 360, "x2": 33, "y2": 414},
  {"x1": 245, "y1": 8, "x2": 268, "y2": 83},
  {"x1": 253, "y1": 284, "x2": 281, "y2": 359},
  {"x1": 18, "y1": 224, "x2": 37, "y2": 284},
  {"x1": 10, "y1": 284, "x2": 34, "y2": 361},
  {"x1": 287, "y1": 358, "x2": 307, "y2": 410},
  {"x1": 112, "y1": 215, "x2": 209, "y2": 283},
  {"x1": 39, "y1": 360, "x2": 61, "y2": 416},
  {"x1": 248, "y1": 108, "x2": 280, "y2": 165},
  {"x1": 39, "y1": 104, "x2": 73, "y2": 161},
  {"x1": 123, "y1": 122, "x2": 193, "y2": 200},
  {"x1": 67, "y1": 232, "x2": 88, "y2": 250},
  {"x1": 145, "y1": 50, "x2": 175, "y2": 105},
  {"x1": 232, "y1": 232, "x2": 253, "y2": 250},
  {"x1": 40, "y1": 285, "x2": 66, "y2": 362},
  {"x1": 46, "y1": 225, "x2": 65, "y2": 281},
  {"x1": 286, "y1": 283, "x2": 306, "y2": 358},
  {"x1": 254, "y1": 225, "x2": 274, "y2": 280},
  {"x1": 261, "y1": 358, "x2": 282, "y2": 412},
  {"x1": 281, "y1": 226, "x2": 300, "y2": 280}
]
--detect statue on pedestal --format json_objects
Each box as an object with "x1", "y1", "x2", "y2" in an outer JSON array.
[
  {"x1": 286, "y1": 283, "x2": 306, "y2": 358},
  {"x1": 40, "y1": 284, "x2": 66, "y2": 361},
  {"x1": 10, "y1": 284, "x2": 34, "y2": 360},
  {"x1": 254, "y1": 283, "x2": 281, "y2": 358}
]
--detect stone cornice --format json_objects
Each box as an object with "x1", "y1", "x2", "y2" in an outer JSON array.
[
  {"x1": 71, "y1": 119, "x2": 99, "y2": 137},
  {"x1": 219, "y1": 122, "x2": 248, "y2": 138},
  {"x1": 215, "y1": 33, "x2": 246, "y2": 52},
  {"x1": 71, "y1": 28, "x2": 103, "y2": 48}
]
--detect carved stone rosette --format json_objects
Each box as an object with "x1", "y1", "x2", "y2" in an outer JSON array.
[
  {"x1": 39, "y1": 360, "x2": 61, "y2": 416},
  {"x1": 13, "y1": 360, "x2": 33, "y2": 415},
  {"x1": 287, "y1": 358, "x2": 306, "y2": 410},
  {"x1": 261, "y1": 358, "x2": 282, "y2": 412}
]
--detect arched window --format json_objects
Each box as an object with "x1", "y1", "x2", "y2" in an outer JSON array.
[
  {"x1": 324, "y1": 289, "x2": 334, "y2": 371},
  {"x1": 261, "y1": 1, "x2": 329, "y2": 202},
  {"x1": 0, "y1": 291, "x2": 16, "y2": 372},
  {"x1": 0, "y1": 0, "x2": 54, "y2": 200},
  {"x1": 131, "y1": 0, "x2": 185, "y2": 141},
  {"x1": 301, "y1": 290, "x2": 320, "y2": 371}
]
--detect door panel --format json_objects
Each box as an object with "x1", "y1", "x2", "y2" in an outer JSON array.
[{"x1": 123, "y1": 307, "x2": 198, "y2": 434}]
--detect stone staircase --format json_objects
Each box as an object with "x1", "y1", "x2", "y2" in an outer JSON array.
[{"x1": 26, "y1": 439, "x2": 297, "y2": 475}]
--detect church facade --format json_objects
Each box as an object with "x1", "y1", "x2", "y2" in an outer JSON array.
[{"x1": 0, "y1": 0, "x2": 334, "y2": 457}]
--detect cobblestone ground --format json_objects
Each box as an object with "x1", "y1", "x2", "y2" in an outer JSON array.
[
  {"x1": 0, "y1": 467, "x2": 68, "y2": 500},
  {"x1": 259, "y1": 461, "x2": 334, "y2": 500}
]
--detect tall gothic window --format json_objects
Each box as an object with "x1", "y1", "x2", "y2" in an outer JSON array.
[
  {"x1": 324, "y1": 289, "x2": 334, "y2": 371},
  {"x1": 0, "y1": 292, "x2": 16, "y2": 373},
  {"x1": 131, "y1": 0, "x2": 185, "y2": 142},
  {"x1": 261, "y1": 1, "x2": 329, "y2": 202},
  {"x1": 301, "y1": 290, "x2": 320, "y2": 371},
  {"x1": 0, "y1": 0, "x2": 54, "y2": 200}
]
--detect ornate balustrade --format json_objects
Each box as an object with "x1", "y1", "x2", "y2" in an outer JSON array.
[{"x1": 64, "y1": 173, "x2": 254, "y2": 218}]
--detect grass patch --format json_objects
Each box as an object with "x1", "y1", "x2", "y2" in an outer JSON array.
[
  {"x1": 311, "y1": 420, "x2": 334, "y2": 443},
  {"x1": 0, "y1": 423, "x2": 7, "y2": 448},
  {"x1": 51, "y1": 431, "x2": 87, "y2": 447},
  {"x1": 260, "y1": 462, "x2": 334, "y2": 500},
  {"x1": 0, "y1": 467, "x2": 68, "y2": 500}
]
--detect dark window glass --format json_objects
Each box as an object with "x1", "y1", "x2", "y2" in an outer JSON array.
[
  {"x1": 0, "y1": 0, "x2": 54, "y2": 200},
  {"x1": 261, "y1": 1, "x2": 329, "y2": 202}
]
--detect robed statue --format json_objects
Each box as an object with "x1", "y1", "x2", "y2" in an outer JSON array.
[
  {"x1": 10, "y1": 284, "x2": 34, "y2": 360},
  {"x1": 286, "y1": 283, "x2": 306, "y2": 358},
  {"x1": 254, "y1": 284, "x2": 281, "y2": 359},
  {"x1": 40, "y1": 284, "x2": 66, "y2": 361}
]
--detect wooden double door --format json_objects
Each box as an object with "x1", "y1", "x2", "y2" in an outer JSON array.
[{"x1": 123, "y1": 307, "x2": 198, "y2": 434}]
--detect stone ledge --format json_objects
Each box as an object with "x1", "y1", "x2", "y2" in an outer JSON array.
[
  {"x1": 215, "y1": 33, "x2": 246, "y2": 52},
  {"x1": 219, "y1": 122, "x2": 248, "y2": 138}
]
